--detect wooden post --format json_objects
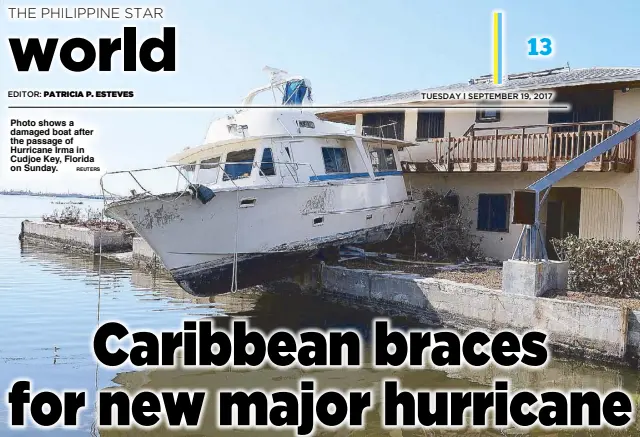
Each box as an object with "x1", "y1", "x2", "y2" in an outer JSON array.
[
  {"x1": 546, "y1": 125, "x2": 553, "y2": 170},
  {"x1": 470, "y1": 130, "x2": 475, "y2": 168},
  {"x1": 600, "y1": 123, "x2": 606, "y2": 170},
  {"x1": 494, "y1": 129, "x2": 499, "y2": 170},
  {"x1": 520, "y1": 127, "x2": 526, "y2": 168},
  {"x1": 446, "y1": 133, "x2": 451, "y2": 170},
  {"x1": 576, "y1": 123, "x2": 582, "y2": 158}
]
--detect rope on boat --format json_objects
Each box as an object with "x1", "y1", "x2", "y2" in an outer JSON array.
[
  {"x1": 385, "y1": 200, "x2": 406, "y2": 241},
  {"x1": 230, "y1": 187, "x2": 240, "y2": 293},
  {"x1": 91, "y1": 201, "x2": 106, "y2": 437}
]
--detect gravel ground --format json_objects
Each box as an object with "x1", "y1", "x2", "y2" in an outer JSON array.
[
  {"x1": 545, "y1": 289, "x2": 640, "y2": 310},
  {"x1": 335, "y1": 258, "x2": 640, "y2": 309},
  {"x1": 433, "y1": 269, "x2": 502, "y2": 289},
  {"x1": 337, "y1": 259, "x2": 502, "y2": 289}
]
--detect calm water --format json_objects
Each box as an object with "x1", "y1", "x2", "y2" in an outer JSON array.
[{"x1": 0, "y1": 194, "x2": 639, "y2": 436}]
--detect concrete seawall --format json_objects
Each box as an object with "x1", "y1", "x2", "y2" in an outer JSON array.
[
  {"x1": 20, "y1": 220, "x2": 132, "y2": 253},
  {"x1": 320, "y1": 265, "x2": 640, "y2": 366},
  {"x1": 132, "y1": 237, "x2": 166, "y2": 271}
]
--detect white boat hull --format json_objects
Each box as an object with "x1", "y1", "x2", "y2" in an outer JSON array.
[{"x1": 106, "y1": 180, "x2": 418, "y2": 296}]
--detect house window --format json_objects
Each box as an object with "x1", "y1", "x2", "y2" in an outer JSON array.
[
  {"x1": 362, "y1": 112, "x2": 405, "y2": 140},
  {"x1": 223, "y1": 149, "x2": 255, "y2": 181},
  {"x1": 417, "y1": 111, "x2": 445, "y2": 139},
  {"x1": 260, "y1": 148, "x2": 276, "y2": 176},
  {"x1": 369, "y1": 148, "x2": 397, "y2": 172},
  {"x1": 321, "y1": 147, "x2": 350, "y2": 173},
  {"x1": 197, "y1": 157, "x2": 221, "y2": 184},
  {"x1": 476, "y1": 108, "x2": 501, "y2": 123},
  {"x1": 477, "y1": 193, "x2": 510, "y2": 232},
  {"x1": 548, "y1": 89, "x2": 613, "y2": 132}
]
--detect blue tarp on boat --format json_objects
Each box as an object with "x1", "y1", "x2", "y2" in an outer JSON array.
[{"x1": 282, "y1": 79, "x2": 309, "y2": 105}]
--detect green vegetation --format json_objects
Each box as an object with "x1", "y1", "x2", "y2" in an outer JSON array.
[{"x1": 553, "y1": 234, "x2": 640, "y2": 297}]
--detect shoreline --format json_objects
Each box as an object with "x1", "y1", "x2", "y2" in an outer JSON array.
[
  {"x1": 18, "y1": 219, "x2": 640, "y2": 369},
  {"x1": 0, "y1": 192, "x2": 102, "y2": 200}
]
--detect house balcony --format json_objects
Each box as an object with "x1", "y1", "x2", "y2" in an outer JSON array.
[{"x1": 401, "y1": 121, "x2": 635, "y2": 174}]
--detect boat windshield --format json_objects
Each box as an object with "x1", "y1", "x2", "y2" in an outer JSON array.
[
  {"x1": 369, "y1": 148, "x2": 397, "y2": 171},
  {"x1": 197, "y1": 157, "x2": 221, "y2": 184},
  {"x1": 223, "y1": 149, "x2": 256, "y2": 180},
  {"x1": 181, "y1": 162, "x2": 197, "y2": 182}
]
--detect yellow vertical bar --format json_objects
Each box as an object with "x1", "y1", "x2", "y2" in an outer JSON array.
[{"x1": 493, "y1": 12, "x2": 501, "y2": 85}]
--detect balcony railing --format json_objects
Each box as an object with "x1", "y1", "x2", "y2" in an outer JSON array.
[{"x1": 402, "y1": 121, "x2": 635, "y2": 173}]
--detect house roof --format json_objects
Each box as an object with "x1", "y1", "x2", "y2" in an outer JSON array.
[{"x1": 317, "y1": 66, "x2": 640, "y2": 123}]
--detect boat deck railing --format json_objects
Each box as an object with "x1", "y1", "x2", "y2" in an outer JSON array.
[
  {"x1": 362, "y1": 122, "x2": 402, "y2": 140},
  {"x1": 99, "y1": 160, "x2": 322, "y2": 202}
]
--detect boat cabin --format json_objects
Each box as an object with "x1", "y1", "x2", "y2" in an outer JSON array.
[{"x1": 166, "y1": 109, "x2": 410, "y2": 203}]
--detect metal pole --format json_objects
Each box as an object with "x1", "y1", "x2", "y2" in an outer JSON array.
[
  {"x1": 512, "y1": 227, "x2": 526, "y2": 260},
  {"x1": 532, "y1": 191, "x2": 539, "y2": 259}
]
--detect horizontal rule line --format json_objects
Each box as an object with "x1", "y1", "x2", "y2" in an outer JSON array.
[{"x1": 7, "y1": 104, "x2": 570, "y2": 110}]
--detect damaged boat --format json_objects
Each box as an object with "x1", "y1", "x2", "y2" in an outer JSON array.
[{"x1": 103, "y1": 68, "x2": 420, "y2": 296}]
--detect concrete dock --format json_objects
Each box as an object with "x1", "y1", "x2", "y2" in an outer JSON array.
[
  {"x1": 318, "y1": 265, "x2": 640, "y2": 367},
  {"x1": 20, "y1": 220, "x2": 132, "y2": 253},
  {"x1": 19, "y1": 219, "x2": 640, "y2": 368}
]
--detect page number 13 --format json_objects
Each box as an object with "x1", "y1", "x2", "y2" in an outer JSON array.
[{"x1": 528, "y1": 37, "x2": 553, "y2": 56}]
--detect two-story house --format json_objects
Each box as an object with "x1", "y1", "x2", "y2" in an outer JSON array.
[{"x1": 317, "y1": 67, "x2": 640, "y2": 260}]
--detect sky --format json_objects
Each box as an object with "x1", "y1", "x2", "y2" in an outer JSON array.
[{"x1": 1, "y1": 0, "x2": 639, "y2": 194}]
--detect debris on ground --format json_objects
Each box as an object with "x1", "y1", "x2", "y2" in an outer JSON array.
[
  {"x1": 337, "y1": 245, "x2": 503, "y2": 289},
  {"x1": 408, "y1": 188, "x2": 481, "y2": 260},
  {"x1": 42, "y1": 205, "x2": 128, "y2": 231},
  {"x1": 433, "y1": 269, "x2": 503, "y2": 289}
]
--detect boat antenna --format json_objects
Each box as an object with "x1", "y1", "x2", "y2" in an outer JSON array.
[
  {"x1": 263, "y1": 66, "x2": 289, "y2": 82},
  {"x1": 263, "y1": 66, "x2": 288, "y2": 104}
]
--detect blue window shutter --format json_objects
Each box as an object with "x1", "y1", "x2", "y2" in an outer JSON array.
[
  {"x1": 477, "y1": 194, "x2": 490, "y2": 231},
  {"x1": 491, "y1": 195, "x2": 506, "y2": 231},
  {"x1": 478, "y1": 194, "x2": 510, "y2": 232}
]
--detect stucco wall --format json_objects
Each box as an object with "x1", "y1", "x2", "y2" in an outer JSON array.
[
  {"x1": 407, "y1": 171, "x2": 638, "y2": 260},
  {"x1": 394, "y1": 87, "x2": 640, "y2": 260},
  {"x1": 613, "y1": 88, "x2": 640, "y2": 124},
  {"x1": 400, "y1": 106, "x2": 551, "y2": 162},
  {"x1": 613, "y1": 88, "x2": 640, "y2": 247},
  {"x1": 398, "y1": 86, "x2": 640, "y2": 163}
]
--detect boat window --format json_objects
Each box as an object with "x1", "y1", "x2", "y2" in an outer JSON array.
[
  {"x1": 296, "y1": 120, "x2": 315, "y2": 129},
  {"x1": 223, "y1": 149, "x2": 256, "y2": 181},
  {"x1": 260, "y1": 148, "x2": 276, "y2": 176},
  {"x1": 369, "y1": 148, "x2": 397, "y2": 172},
  {"x1": 181, "y1": 162, "x2": 197, "y2": 182},
  {"x1": 197, "y1": 157, "x2": 221, "y2": 184},
  {"x1": 321, "y1": 147, "x2": 350, "y2": 173}
]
